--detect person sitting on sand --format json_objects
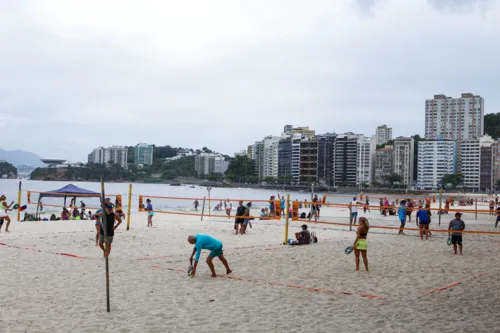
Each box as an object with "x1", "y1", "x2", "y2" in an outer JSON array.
[
  {"x1": 61, "y1": 208, "x2": 70, "y2": 220},
  {"x1": 295, "y1": 224, "x2": 311, "y2": 245},
  {"x1": 95, "y1": 204, "x2": 122, "y2": 257},
  {"x1": 352, "y1": 217, "x2": 369, "y2": 271},
  {"x1": 260, "y1": 208, "x2": 270, "y2": 220},
  {"x1": 188, "y1": 234, "x2": 232, "y2": 278}
]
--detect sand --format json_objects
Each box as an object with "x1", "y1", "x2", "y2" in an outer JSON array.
[{"x1": 1, "y1": 203, "x2": 500, "y2": 333}]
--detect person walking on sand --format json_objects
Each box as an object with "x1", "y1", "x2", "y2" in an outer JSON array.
[
  {"x1": 145, "y1": 199, "x2": 154, "y2": 227},
  {"x1": 241, "y1": 202, "x2": 252, "y2": 234},
  {"x1": 95, "y1": 204, "x2": 122, "y2": 257},
  {"x1": 349, "y1": 197, "x2": 359, "y2": 225},
  {"x1": 188, "y1": 234, "x2": 232, "y2": 278},
  {"x1": 398, "y1": 200, "x2": 407, "y2": 235},
  {"x1": 234, "y1": 201, "x2": 246, "y2": 235},
  {"x1": 225, "y1": 199, "x2": 232, "y2": 219},
  {"x1": 416, "y1": 204, "x2": 430, "y2": 240},
  {"x1": 0, "y1": 195, "x2": 14, "y2": 233},
  {"x1": 353, "y1": 217, "x2": 369, "y2": 271},
  {"x1": 448, "y1": 212, "x2": 465, "y2": 255},
  {"x1": 193, "y1": 199, "x2": 199, "y2": 212}
]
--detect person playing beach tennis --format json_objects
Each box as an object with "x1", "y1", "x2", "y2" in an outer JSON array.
[
  {"x1": 416, "y1": 204, "x2": 430, "y2": 240},
  {"x1": 145, "y1": 199, "x2": 154, "y2": 227},
  {"x1": 0, "y1": 195, "x2": 14, "y2": 232},
  {"x1": 188, "y1": 234, "x2": 232, "y2": 278},
  {"x1": 352, "y1": 217, "x2": 369, "y2": 271},
  {"x1": 448, "y1": 212, "x2": 465, "y2": 255},
  {"x1": 95, "y1": 204, "x2": 122, "y2": 257}
]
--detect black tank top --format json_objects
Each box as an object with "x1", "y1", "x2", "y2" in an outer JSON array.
[{"x1": 100, "y1": 213, "x2": 116, "y2": 236}]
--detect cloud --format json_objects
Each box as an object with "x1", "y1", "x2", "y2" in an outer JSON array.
[{"x1": 0, "y1": 0, "x2": 499, "y2": 161}]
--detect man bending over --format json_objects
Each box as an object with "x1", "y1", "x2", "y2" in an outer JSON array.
[{"x1": 188, "y1": 234, "x2": 232, "y2": 278}]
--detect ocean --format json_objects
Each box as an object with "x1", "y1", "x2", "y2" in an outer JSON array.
[{"x1": 0, "y1": 179, "x2": 352, "y2": 214}]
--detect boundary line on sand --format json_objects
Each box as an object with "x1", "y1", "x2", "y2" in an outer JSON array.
[
  {"x1": 159, "y1": 266, "x2": 381, "y2": 299},
  {"x1": 0, "y1": 242, "x2": 87, "y2": 259},
  {"x1": 420, "y1": 272, "x2": 489, "y2": 297}
]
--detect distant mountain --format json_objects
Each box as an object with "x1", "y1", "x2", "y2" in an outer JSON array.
[{"x1": 0, "y1": 149, "x2": 44, "y2": 168}]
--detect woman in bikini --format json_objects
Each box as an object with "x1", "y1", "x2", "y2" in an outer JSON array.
[{"x1": 353, "y1": 216, "x2": 369, "y2": 271}]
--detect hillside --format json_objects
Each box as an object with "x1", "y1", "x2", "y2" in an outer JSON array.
[{"x1": 0, "y1": 149, "x2": 44, "y2": 168}]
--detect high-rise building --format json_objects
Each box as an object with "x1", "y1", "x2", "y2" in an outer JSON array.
[
  {"x1": 291, "y1": 126, "x2": 315, "y2": 138},
  {"x1": 278, "y1": 138, "x2": 292, "y2": 181},
  {"x1": 374, "y1": 147, "x2": 393, "y2": 184},
  {"x1": 252, "y1": 141, "x2": 264, "y2": 179},
  {"x1": 262, "y1": 136, "x2": 280, "y2": 179},
  {"x1": 88, "y1": 146, "x2": 128, "y2": 169},
  {"x1": 393, "y1": 137, "x2": 415, "y2": 186},
  {"x1": 134, "y1": 143, "x2": 154, "y2": 166},
  {"x1": 332, "y1": 133, "x2": 360, "y2": 187},
  {"x1": 316, "y1": 133, "x2": 337, "y2": 186},
  {"x1": 357, "y1": 135, "x2": 376, "y2": 185},
  {"x1": 425, "y1": 93, "x2": 484, "y2": 141},
  {"x1": 458, "y1": 135, "x2": 494, "y2": 190},
  {"x1": 195, "y1": 153, "x2": 229, "y2": 176},
  {"x1": 299, "y1": 139, "x2": 318, "y2": 183},
  {"x1": 491, "y1": 141, "x2": 500, "y2": 189},
  {"x1": 376, "y1": 125, "x2": 392, "y2": 145},
  {"x1": 417, "y1": 141, "x2": 457, "y2": 190}
]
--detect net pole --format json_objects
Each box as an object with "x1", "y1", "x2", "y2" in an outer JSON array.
[
  {"x1": 100, "y1": 177, "x2": 111, "y2": 313},
  {"x1": 16, "y1": 181, "x2": 22, "y2": 222},
  {"x1": 284, "y1": 194, "x2": 290, "y2": 244},
  {"x1": 438, "y1": 188, "x2": 443, "y2": 226},
  {"x1": 201, "y1": 196, "x2": 206, "y2": 221},
  {"x1": 207, "y1": 187, "x2": 212, "y2": 218},
  {"x1": 475, "y1": 198, "x2": 478, "y2": 220},
  {"x1": 126, "y1": 184, "x2": 132, "y2": 231}
]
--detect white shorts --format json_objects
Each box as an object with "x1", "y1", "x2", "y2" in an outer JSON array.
[{"x1": 0, "y1": 212, "x2": 8, "y2": 218}]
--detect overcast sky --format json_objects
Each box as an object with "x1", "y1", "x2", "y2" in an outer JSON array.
[{"x1": 1, "y1": 0, "x2": 498, "y2": 162}]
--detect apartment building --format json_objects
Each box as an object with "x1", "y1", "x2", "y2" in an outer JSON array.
[
  {"x1": 459, "y1": 135, "x2": 494, "y2": 190},
  {"x1": 425, "y1": 93, "x2": 484, "y2": 141},
  {"x1": 299, "y1": 139, "x2": 318, "y2": 183},
  {"x1": 374, "y1": 147, "x2": 393, "y2": 184},
  {"x1": 194, "y1": 153, "x2": 229, "y2": 176},
  {"x1": 333, "y1": 134, "x2": 359, "y2": 187},
  {"x1": 416, "y1": 141, "x2": 457, "y2": 190},
  {"x1": 316, "y1": 133, "x2": 337, "y2": 186},
  {"x1": 134, "y1": 143, "x2": 154, "y2": 166},
  {"x1": 376, "y1": 125, "x2": 392, "y2": 145},
  {"x1": 88, "y1": 146, "x2": 128, "y2": 169},
  {"x1": 393, "y1": 137, "x2": 415, "y2": 186}
]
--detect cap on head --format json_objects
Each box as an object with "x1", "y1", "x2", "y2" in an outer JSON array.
[
  {"x1": 301, "y1": 224, "x2": 307, "y2": 229},
  {"x1": 455, "y1": 212, "x2": 463, "y2": 217}
]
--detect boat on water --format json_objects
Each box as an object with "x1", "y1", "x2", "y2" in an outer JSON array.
[
  {"x1": 189, "y1": 185, "x2": 196, "y2": 188},
  {"x1": 170, "y1": 182, "x2": 181, "y2": 186}
]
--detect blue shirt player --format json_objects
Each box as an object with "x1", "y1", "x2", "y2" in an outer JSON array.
[
  {"x1": 416, "y1": 206, "x2": 430, "y2": 240},
  {"x1": 398, "y1": 201, "x2": 407, "y2": 235},
  {"x1": 188, "y1": 234, "x2": 232, "y2": 278}
]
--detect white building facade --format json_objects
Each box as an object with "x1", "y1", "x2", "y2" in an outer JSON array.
[
  {"x1": 88, "y1": 146, "x2": 128, "y2": 169},
  {"x1": 393, "y1": 137, "x2": 415, "y2": 186},
  {"x1": 375, "y1": 125, "x2": 392, "y2": 145},
  {"x1": 459, "y1": 135, "x2": 494, "y2": 190},
  {"x1": 417, "y1": 141, "x2": 457, "y2": 190},
  {"x1": 425, "y1": 93, "x2": 484, "y2": 141},
  {"x1": 357, "y1": 135, "x2": 376, "y2": 185},
  {"x1": 262, "y1": 136, "x2": 280, "y2": 179}
]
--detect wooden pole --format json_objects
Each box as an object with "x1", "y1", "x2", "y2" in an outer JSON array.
[
  {"x1": 126, "y1": 184, "x2": 132, "y2": 231},
  {"x1": 201, "y1": 196, "x2": 206, "y2": 221},
  {"x1": 438, "y1": 188, "x2": 443, "y2": 226},
  {"x1": 475, "y1": 198, "x2": 478, "y2": 220},
  {"x1": 16, "y1": 181, "x2": 22, "y2": 222},
  {"x1": 284, "y1": 194, "x2": 290, "y2": 244},
  {"x1": 207, "y1": 187, "x2": 212, "y2": 218},
  {"x1": 100, "y1": 177, "x2": 111, "y2": 313}
]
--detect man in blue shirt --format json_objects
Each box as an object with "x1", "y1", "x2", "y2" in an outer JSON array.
[
  {"x1": 188, "y1": 234, "x2": 232, "y2": 278},
  {"x1": 416, "y1": 205, "x2": 430, "y2": 240}
]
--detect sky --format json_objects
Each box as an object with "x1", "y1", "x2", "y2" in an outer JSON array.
[{"x1": 1, "y1": 0, "x2": 499, "y2": 162}]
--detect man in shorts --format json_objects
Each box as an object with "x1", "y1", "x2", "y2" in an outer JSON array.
[
  {"x1": 188, "y1": 234, "x2": 232, "y2": 278},
  {"x1": 416, "y1": 205, "x2": 430, "y2": 240},
  {"x1": 349, "y1": 197, "x2": 359, "y2": 225},
  {"x1": 94, "y1": 204, "x2": 122, "y2": 257},
  {"x1": 448, "y1": 212, "x2": 465, "y2": 255},
  {"x1": 241, "y1": 202, "x2": 252, "y2": 234},
  {"x1": 234, "y1": 201, "x2": 246, "y2": 235}
]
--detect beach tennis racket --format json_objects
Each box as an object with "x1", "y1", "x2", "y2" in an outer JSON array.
[
  {"x1": 12, "y1": 204, "x2": 19, "y2": 209},
  {"x1": 188, "y1": 265, "x2": 193, "y2": 277},
  {"x1": 345, "y1": 246, "x2": 354, "y2": 255},
  {"x1": 447, "y1": 237, "x2": 452, "y2": 246}
]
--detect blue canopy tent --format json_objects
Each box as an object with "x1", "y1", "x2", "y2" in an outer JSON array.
[{"x1": 35, "y1": 184, "x2": 100, "y2": 218}]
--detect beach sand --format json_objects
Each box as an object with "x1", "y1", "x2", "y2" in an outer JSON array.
[{"x1": 1, "y1": 204, "x2": 500, "y2": 333}]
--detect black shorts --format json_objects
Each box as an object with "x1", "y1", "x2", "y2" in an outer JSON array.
[
  {"x1": 451, "y1": 235, "x2": 462, "y2": 245},
  {"x1": 235, "y1": 218, "x2": 244, "y2": 224},
  {"x1": 406, "y1": 211, "x2": 412, "y2": 216}
]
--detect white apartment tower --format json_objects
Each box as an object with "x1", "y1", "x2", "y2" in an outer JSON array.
[
  {"x1": 417, "y1": 141, "x2": 457, "y2": 190},
  {"x1": 459, "y1": 135, "x2": 494, "y2": 190},
  {"x1": 262, "y1": 136, "x2": 280, "y2": 179},
  {"x1": 88, "y1": 146, "x2": 128, "y2": 169},
  {"x1": 357, "y1": 135, "x2": 377, "y2": 185},
  {"x1": 376, "y1": 125, "x2": 392, "y2": 145},
  {"x1": 425, "y1": 93, "x2": 484, "y2": 141},
  {"x1": 393, "y1": 137, "x2": 415, "y2": 186}
]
